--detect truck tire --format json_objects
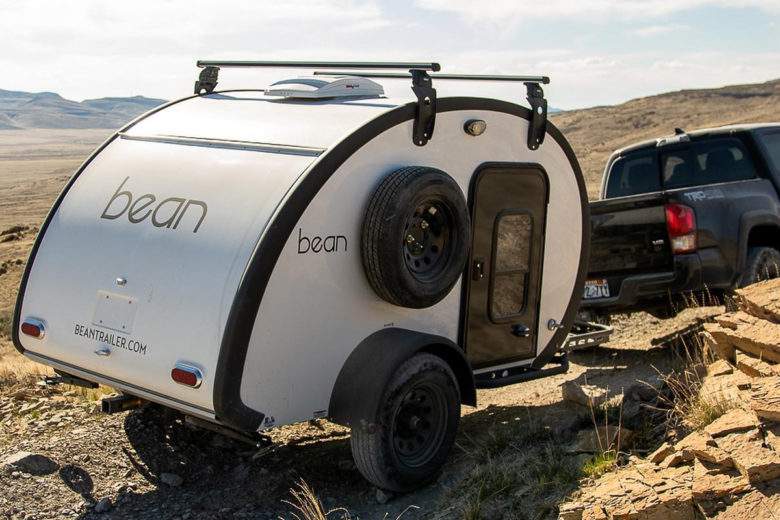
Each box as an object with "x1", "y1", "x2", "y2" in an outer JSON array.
[
  {"x1": 738, "y1": 247, "x2": 780, "y2": 287},
  {"x1": 362, "y1": 166, "x2": 470, "y2": 308},
  {"x1": 350, "y1": 353, "x2": 460, "y2": 492}
]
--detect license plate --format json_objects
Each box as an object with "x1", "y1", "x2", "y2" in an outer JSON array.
[
  {"x1": 583, "y1": 279, "x2": 610, "y2": 299},
  {"x1": 92, "y1": 290, "x2": 138, "y2": 333}
]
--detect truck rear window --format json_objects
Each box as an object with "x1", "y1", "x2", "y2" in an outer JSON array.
[
  {"x1": 759, "y1": 131, "x2": 780, "y2": 172},
  {"x1": 604, "y1": 150, "x2": 660, "y2": 198},
  {"x1": 662, "y1": 138, "x2": 756, "y2": 189}
]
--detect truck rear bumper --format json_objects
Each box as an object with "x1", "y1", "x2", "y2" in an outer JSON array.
[{"x1": 581, "y1": 253, "x2": 702, "y2": 311}]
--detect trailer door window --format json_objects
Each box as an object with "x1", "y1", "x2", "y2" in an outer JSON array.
[
  {"x1": 491, "y1": 212, "x2": 532, "y2": 320},
  {"x1": 604, "y1": 150, "x2": 660, "y2": 198}
]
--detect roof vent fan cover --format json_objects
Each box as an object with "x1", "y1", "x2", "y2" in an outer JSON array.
[{"x1": 264, "y1": 76, "x2": 384, "y2": 99}]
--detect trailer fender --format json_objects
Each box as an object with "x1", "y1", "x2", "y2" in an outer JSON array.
[{"x1": 328, "y1": 328, "x2": 475, "y2": 427}]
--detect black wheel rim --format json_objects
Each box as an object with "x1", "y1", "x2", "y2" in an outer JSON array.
[
  {"x1": 391, "y1": 382, "x2": 448, "y2": 468},
  {"x1": 402, "y1": 200, "x2": 452, "y2": 282}
]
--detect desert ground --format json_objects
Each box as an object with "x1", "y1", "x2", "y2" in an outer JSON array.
[{"x1": 1, "y1": 80, "x2": 780, "y2": 519}]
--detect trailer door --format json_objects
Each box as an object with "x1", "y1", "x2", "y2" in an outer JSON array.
[{"x1": 465, "y1": 164, "x2": 547, "y2": 368}]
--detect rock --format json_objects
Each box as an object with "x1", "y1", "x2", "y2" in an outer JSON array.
[
  {"x1": 674, "y1": 431, "x2": 732, "y2": 468},
  {"x1": 662, "y1": 451, "x2": 691, "y2": 468},
  {"x1": 704, "y1": 409, "x2": 761, "y2": 438},
  {"x1": 649, "y1": 443, "x2": 675, "y2": 464},
  {"x1": 159, "y1": 472, "x2": 183, "y2": 487},
  {"x1": 2, "y1": 451, "x2": 58, "y2": 476},
  {"x1": 733, "y1": 278, "x2": 780, "y2": 323},
  {"x1": 729, "y1": 438, "x2": 780, "y2": 483},
  {"x1": 715, "y1": 485, "x2": 780, "y2": 520},
  {"x1": 569, "y1": 426, "x2": 634, "y2": 454},
  {"x1": 736, "y1": 352, "x2": 777, "y2": 378},
  {"x1": 749, "y1": 375, "x2": 780, "y2": 422},
  {"x1": 701, "y1": 329, "x2": 736, "y2": 363},
  {"x1": 626, "y1": 379, "x2": 663, "y2": 402},
  {"x1": 558, "y1": 502, "x2": 584, "y2": 520},
  {"x1": 561, "y1": 381, "x2": 610, "y2": 408},
  {"x1": 94, "y1": 497, "x2": 112, "y2": 513},
  {"x1": 706, "y1": 359, "x2": 733, "y2": 377},
  {"x1": 691, "y1": 461, "x2": 750, "y2": 501},
  {"x1": 375, "y1": 488, "x2": 392, "y2": 504},
  {"x1": 706, "y1": 314, "x2": 780, "y2": 363}
]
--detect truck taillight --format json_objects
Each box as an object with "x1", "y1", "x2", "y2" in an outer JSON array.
[
  {"x1": 665, "y1": 203, "x2": 697, "y2": 254},
  {"x1": 21, "y1": 318, "x2": 46, "y2": 339},
  {"x1": 171, "y1": 363, "x2": 203, "y2": 388}
]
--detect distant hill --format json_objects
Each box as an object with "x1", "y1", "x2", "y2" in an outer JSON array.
[
  {"x1": 551, "y1": 78, "x2": 780, "y2": 199},
  {"x1": 0, "y1": 89, "x2": 166, "y2": 130}
]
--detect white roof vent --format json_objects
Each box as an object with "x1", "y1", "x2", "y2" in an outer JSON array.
[{"x1": 265, "y1": 76, "x2": 384, "y2": 99}]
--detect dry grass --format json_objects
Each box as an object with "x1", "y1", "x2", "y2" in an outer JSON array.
[
  {"x1": 654, "y1": 334, "x2": 737, "y2": 434},
  {"x1": 442, "y1": 420, "x2": 583, "y2": 520},
  {"x1": 282, "y1": 479, "x2": 417, "y2": 520}
]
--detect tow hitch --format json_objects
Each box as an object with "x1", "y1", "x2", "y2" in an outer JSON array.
[{"x1": 101, "y1": 394, "x2": 145, "y2": 414}]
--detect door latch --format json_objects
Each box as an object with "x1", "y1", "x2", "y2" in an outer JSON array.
[
  {"x1": 472, "y1": 259, "x2": 485, "y2": 281},
  {"x1": 511, "y1": 324, "x2": 531, "y2": 338},
  {"x1": 547, "y1": 319, "x2": 564, "y2": 331}
]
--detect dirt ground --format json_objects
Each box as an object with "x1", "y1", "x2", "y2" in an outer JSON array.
[{"x1": 0, "y1": 125, "x2": 735, "y2": 519}]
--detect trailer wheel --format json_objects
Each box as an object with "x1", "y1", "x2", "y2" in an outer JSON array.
[
  {"x1": 362, "y1": 167, "x2": 470, "y2": 308},
  {"x1": 350, "y1": 353, "x2": 460, "y2": 492}
]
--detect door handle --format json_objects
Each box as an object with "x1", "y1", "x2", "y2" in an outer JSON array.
[
  {"x1": 511, "y1": 324, "x2": 531, "y2": 338},
  {"x1": 472, "y1": 259, "x2": 485, "y2": 281}
]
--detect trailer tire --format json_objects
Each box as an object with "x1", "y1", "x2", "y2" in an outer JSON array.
[
  {"x1": 350, "y1": 353, "x2": 460, "y2": 492},
  {"x1": 362, "y1": 166, "x2": 470, "y2": 308}
]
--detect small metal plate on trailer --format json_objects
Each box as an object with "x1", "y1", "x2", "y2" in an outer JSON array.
[
  {"x1": 92, "y1": 291, "x2": 137, "y2": 334},
  {"x1": 583, "y1": 278, "x2": 610, "y2": 299}
]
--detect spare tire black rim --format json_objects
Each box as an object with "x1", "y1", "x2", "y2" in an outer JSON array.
[
  {"x1": 392, "y1": 382, "x2": 448, "y2": 468},
  {"x1": 403, "y1": 200, "x2": 452, "y2": 282}
]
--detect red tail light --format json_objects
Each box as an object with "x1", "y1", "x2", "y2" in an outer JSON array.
[
  {"x1": 171, "y1": 363, "x2": 203, "y2": 388},
  {"x1": 21, "y1": 318, "x2": 46, "y2": 339},
  {"x1": 665, "y1": 203, "x2": 697, "y2": 254}
]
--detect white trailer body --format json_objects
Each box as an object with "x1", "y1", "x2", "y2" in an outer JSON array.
[{"x1": 14, "y1": 62, "x2": 588, "y2": 491}]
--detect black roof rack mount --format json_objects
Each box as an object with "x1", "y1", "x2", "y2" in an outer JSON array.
[{"x1": 192, "y1": 60, "x2": 549, "y2": 150}]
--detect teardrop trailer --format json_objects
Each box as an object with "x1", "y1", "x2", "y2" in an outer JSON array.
[{"x1": 13, "y1": 61, "x2": 589, "y2": 491}]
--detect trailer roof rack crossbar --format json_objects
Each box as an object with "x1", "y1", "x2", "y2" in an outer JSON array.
[
  {"x1": 193, "y1": 61, "x2": 549, "y2": 149},
  {"x1": 194, "y1": 61, "x2": 441, "y2": 94},
  {"x1": 312, "y1": 71, "x2": 550, "y2": 84}
]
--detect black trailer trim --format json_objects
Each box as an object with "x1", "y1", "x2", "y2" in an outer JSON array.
[{"x1": 213, "y1": 97, "x2": 590, "y2": 432}]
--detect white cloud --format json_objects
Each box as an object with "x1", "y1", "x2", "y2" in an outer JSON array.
[
  {"x1": 414, "y1": 0, "x2": 780, "y2": 23},
  {"x1": 634, "y1": 24, "x2": 690, "y2": 36},
  {"x1": 0, "y1": 0, "x2": 778, "y2": 109}
]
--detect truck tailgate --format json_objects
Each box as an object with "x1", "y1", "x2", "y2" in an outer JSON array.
[{"x1": 588, "y1": 194, "x2": 672, "y2": 278}]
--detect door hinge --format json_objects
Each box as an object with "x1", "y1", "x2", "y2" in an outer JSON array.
[
  {"x1": 525, "y1": 82, "x2": 547, "y2": 150},
  {"x1": 411, "y1": 69, "x2": 437, "y2": 146}
]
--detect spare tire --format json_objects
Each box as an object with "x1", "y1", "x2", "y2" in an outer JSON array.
[{"x1": 362, "y1": 166, "x2": 470, "y2": 308}]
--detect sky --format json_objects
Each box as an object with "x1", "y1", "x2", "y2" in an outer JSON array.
[{"x1": 1, "y1": 0, "x2": 779, "y2": 109}]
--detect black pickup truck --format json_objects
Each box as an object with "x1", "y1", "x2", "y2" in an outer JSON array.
[{"x1": 581, "y1": 123, "x2": 780, "y2": 319}]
